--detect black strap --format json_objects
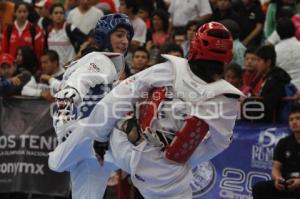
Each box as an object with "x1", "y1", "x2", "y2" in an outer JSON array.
[
  {"x1": 44, "y1": 25, "x2": 52, "y2": 50},
  {"x1": 124, "y1": 117, "x2": 142, "y2": 145},
  {"x1": 65, "y1": 23, "x2": 87, "y2": 52},
  {"x1": 65, "y1": 23, "x2": 77, "y2": 51},
  {"x1": 29, "y1": 24, "x2": 36, "y2": 48},
  {"x1": 93, "y1": 141, "x2": 108, "y2": 160},
  {"x1": 6, "y1": 24, "x2": 13, "y2": 53}
]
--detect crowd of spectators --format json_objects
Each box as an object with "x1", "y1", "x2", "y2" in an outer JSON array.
[
  {"x1": 1, "y1": 0, "x2": 300, "y2": 198},
  {"x1": 1, "y1": 0, "x2": 299, "y2": 124}
]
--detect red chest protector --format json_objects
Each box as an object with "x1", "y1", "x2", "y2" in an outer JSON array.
[{"x1": 138, "y1": 87, "x2": 209, "y2": 163}]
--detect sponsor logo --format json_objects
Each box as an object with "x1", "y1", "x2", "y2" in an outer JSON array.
[
  {"x1": 251, "y1": 128, "x2": 288, "y2": 169},
  {"x1": 191, "y1": 161, "x2": 216, "y2": 198},
  {"x1": 0, "y1": 162, "x2": 45, "y2": 175},
  {"x1": 0, "y1": 135, "x2": 57, "y2": 150},
  {"x1": 88, "y1": 63, "x2": 101, "y2": 72}
]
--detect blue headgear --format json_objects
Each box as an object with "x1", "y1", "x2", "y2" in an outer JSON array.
[{"x1": 94, "y1": 14, "x2": 134, "y2": 51}]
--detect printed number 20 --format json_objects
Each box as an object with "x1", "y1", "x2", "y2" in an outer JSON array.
[{"x1": 220, "y1": 168, "x2": 271, "y2": 193}]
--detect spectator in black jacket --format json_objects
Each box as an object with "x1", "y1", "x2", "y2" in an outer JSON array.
[
  {"x1": 243, "y1": 45, "x2": 291, "y2": 122},
  {"x1": 233, "y1": 0, "x2": 264, "y2": 47},
  {"x1": 210, "y1": 0, "x2": 240, "y2": 25}
]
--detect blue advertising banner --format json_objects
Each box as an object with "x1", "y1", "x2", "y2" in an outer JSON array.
[{"x1": 191, "y1": 122, "x2": 291, "y2": 199}]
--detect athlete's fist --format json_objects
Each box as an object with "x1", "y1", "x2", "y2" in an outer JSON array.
[
  {"x1": 55, "y1": 87, "x2": 82, "y2": 106},
  {"x1": 54, "y1": 87, "x2": 81, "y2": 128}
]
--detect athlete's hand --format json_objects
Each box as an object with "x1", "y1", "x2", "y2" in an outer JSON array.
[
  {"x1": 53, "y1": 87, "x2": 80, "y2": 129},
  {"x1": 55, "y1": 87, "x2": 81, "y2": 106}
]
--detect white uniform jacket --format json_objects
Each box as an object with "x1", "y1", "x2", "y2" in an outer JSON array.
[{"x1": 61, "y1": 51, "x2": 124, "y2": 100}]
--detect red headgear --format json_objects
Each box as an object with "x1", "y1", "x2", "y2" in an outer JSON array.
[
  {"x1": 0, "y1": 54, "x2": 14, "y2": 66},
  {"x1": 188, "y1": 22, "x2": 233, "y2": 64},
  {"x1": 35, "y1": 0, "x2": 53, "y2": 10}
]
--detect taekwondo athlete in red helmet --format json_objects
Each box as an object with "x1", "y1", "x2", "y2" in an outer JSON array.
[
  {"x1": 53, "y1": 21, "x2": 244, "y2": 199},
  {"x1": 48, "y1": 13, "x2": 134, "y2": 199}
]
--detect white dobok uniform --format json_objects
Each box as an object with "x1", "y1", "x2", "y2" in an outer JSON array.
[
  {"x1": 48, "y1": 51, "x2": 124, "y2": 199},
  {"x1": 49, "y1": 55, "x2": 243, "y2": 199}
]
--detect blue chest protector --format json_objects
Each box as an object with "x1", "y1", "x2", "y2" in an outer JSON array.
[{"x1": 76, "y1": 83, "x2": 113, "y2": 119}]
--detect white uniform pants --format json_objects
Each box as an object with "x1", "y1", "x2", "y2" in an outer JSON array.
[
  {"x1": 48, "y1": 127, "x2": 118, "y2": 199},
  {"x1": 109, "y1": 128, "x2": 193, "y2": 199},
  {"x1": 48, "y1": 125, "x2": 204, "y2": 199}
]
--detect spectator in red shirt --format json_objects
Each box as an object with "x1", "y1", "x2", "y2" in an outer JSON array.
[
  {"x1": 0, "y1": 0, "x2": 14, "y2": 54},
  {"x1": 147, "y1": 9, "x2": 170, "y2": 48},
  {"x1": 1, "y1": 2, "x2": 44, "y2": 60},
  {"x1": 98, "y1": 0, "x2": 117, "y2": 13},
  {"x1": 242, "y1": 46, "x2": 258, "y2": 96}
]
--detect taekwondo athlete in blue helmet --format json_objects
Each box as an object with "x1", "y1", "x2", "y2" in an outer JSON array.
[{"x1": 48, "y1": 13, "x2": 134, "y2": 199}]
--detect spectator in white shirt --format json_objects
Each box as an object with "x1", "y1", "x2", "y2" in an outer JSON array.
[
  {"x1": 22, "y1": 50, "x2": 64, "y2": 101},
  {"x1": 34, "y1": 0, "x2": 53, "y2": 32},
  {"x1": 275, "y1": 17, "x2": 300, "y2": 90},
  {"x1": 67, "y1": 0, "x2": 104, "y2": 34},
  {"x1": 47, "y1": 3, "x2": 86, "y2": 66},
  {"x1": 168, "y1": 0, "x2": 212, "y2": 30}
]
